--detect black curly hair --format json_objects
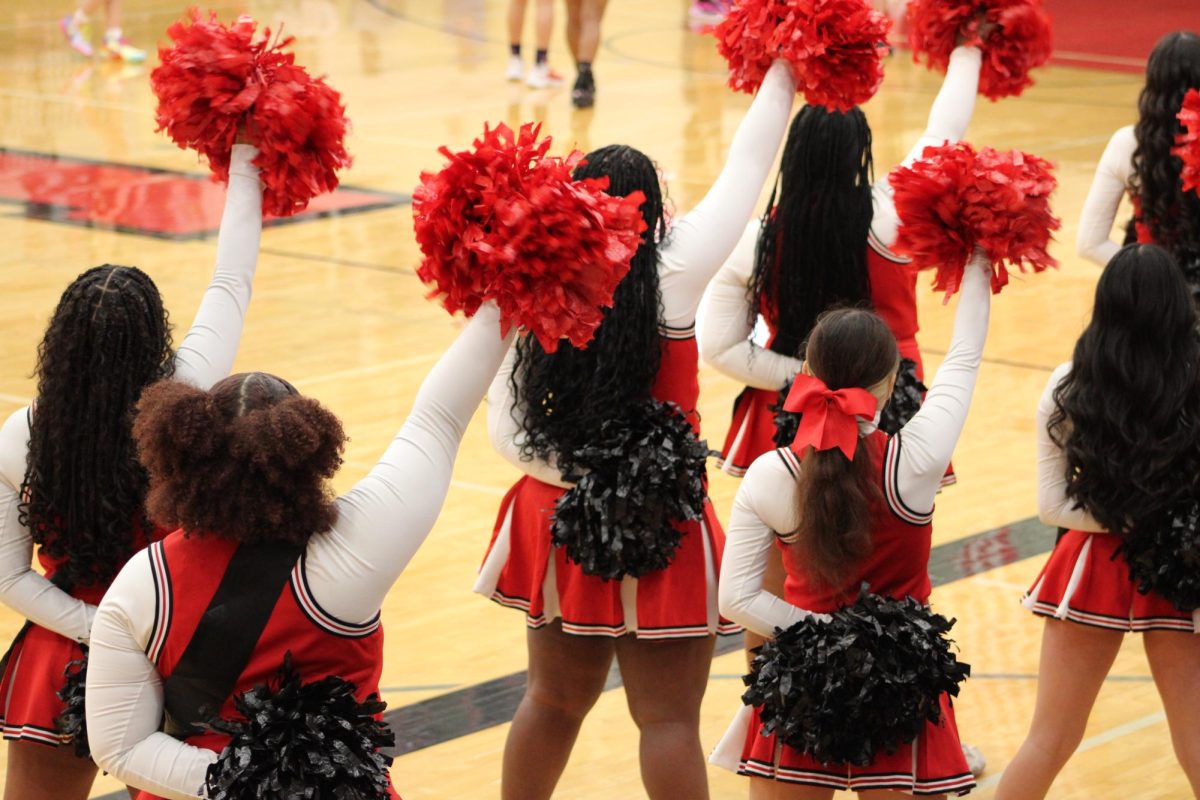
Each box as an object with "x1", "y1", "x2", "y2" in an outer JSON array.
[
  {"x1": 749, "y1": 106, "x2": 875, "y2": 359},
  {"x1": 1048, "y1": 245, "x2": 1200, "y2": 536},
  {"x1": 512, "y1": 145, "x2": 667, "y2": 473},
  {"x1": 19, "y1": 265, "x2": 174, "y2": 587},
  {"x1": 1131, "y1": 31, "x2": 1200, "y2": 264}
]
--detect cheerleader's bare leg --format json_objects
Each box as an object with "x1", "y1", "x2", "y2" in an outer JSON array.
[
  {"x1": 3, "y1": 740, "x2": 96, "y2": 800},
  {"x1": 614, "y1": 634, "x2": 714, "y2": 800},
  {"x1": 994, "y1": 619, "x2": 1122, "y2": 800},
  {"x1": 1143, "y1": 630, "x2": 1200, "y2": 793},
  {"x1": 564, "y1": 0, "x2": 581, "y2": 63},
  {"x1": 501, "y1": 621, "x2": 615, "y2": 800}
]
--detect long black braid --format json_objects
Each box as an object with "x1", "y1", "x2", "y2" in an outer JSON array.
[
  {"x1": 512, "y1": 145, "x2": 667, "y2": 474},
  {"x1": 20, "y1": 266, "x2": 173, "y2": 587},
  {"x1": 1131, "y1": 32, "x2": 1200, "y2": 268},
  {"x1": 748, "y1": 106, "x2": 875, "y2": 358}
]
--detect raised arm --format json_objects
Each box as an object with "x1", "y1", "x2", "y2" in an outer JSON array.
[
  {"x1": 485, "y1": 344, "x2": 574, "y2": 489},
  {"x1": 1036, "y1": 362, "x2": 1106, "y2": 530},
  {"x1": 303, "y1": 303, "x2": 519, "y2": 623},
  {"x1": 659, "y1": 60, "x2": 797, "y2": 328},
  {"x1": 1077, "y1": 126, "x2": 1136, "y2": 267},
  {"x1": 87, "y1": 551, "x2": 213, "y2": 800},
  {"x1": 873, "y1": 46, "x2": 983, "y2": 248},
  {"x1": 0, "y1": 408, "x2": 95, "y2": 642},
  {"x1": 698, "y1": 221, "x2": 804, "y2": 389},
  {"x1": 172, "y1": 144, "x2": 264, "y2": 389},
  {"x1": 889, "y1": 252, "x2": 991, "y2": 514},
  {"x1": 719, "y1": 452, "x2": 828, "y2": 637}
]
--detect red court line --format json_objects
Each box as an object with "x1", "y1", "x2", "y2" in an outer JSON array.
[{"x1": 0, "y1": 149, "x2": 407, "y2": 240}]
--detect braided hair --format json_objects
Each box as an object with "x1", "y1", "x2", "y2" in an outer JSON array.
[
  {"x1": 1131, "y1": 31, "x2": 1200, "y2": 264},
  {"x1": 20, "y1": 266, "x2": 173, "y2": 587},
  {"x1": 512, "y1": 145, "x2": 667, "y2": 473},
  {"x1": 749, "y1": 106, "x2": 875, "y2": 359}
]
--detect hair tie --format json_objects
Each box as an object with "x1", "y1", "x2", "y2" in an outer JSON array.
[{"x1": 784, "y1": 373, "x2": 879, "y2": 460}]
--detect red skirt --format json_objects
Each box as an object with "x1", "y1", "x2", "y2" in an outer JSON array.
[
  {"x1": 1023, "y1": 530, "x2": 1197, "y2": 633},
  {"x1": 718, "y1": 387, "x2": 778, "y2": 478},
  {"x1": 0, "y1": 623, "x2": 80, "y2": 747},
  {"x1": 711, "y1": 698, "x2": 974, "y2": 796},
  {"x1": 475, "y1": 475, "x2": 739, "y2": 639}
]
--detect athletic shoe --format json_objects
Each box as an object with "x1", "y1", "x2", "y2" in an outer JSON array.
[
  {"x1": 60, "y1": 15, "x2": 93, "y2": 58},
  {"x1": 962, "y1": 743, "x2": 986, "y2": 777},
  {"x1": 571, "y1": 69, "x2": 595, "y2": 108},
  {"x1": 688, "y1": 0, "x2": 729, "y2": 25},
  {"x1": 526, "y1": 63, "x2": 564, "y2": 89},
  {"x1": 505, "y1": 55, "x2": 523, "y2": 82},
  {"x1": 104, "y1": 34, "x2": 146, "y2": 63}
]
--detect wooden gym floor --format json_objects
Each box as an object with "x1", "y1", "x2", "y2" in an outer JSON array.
[{"x1": 0, "y1": 0, "x2": 1186, "y2": 796}]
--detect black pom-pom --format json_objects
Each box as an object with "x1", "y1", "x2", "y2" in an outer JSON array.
[
  {"x1": 772, "y1": 360, "x2": 928, "y2": 447},
  {"x1": 551, "y1": 400, "x2": 712, "y2": 581},
  {"x1": 878, "y1": 359, "x2": 927, "y2": 435},
  {"x1": 55, "y1": 649, "x2": 90, "y2": 758},
  {"x1": 204, "y1": 653, "x2": 395, "y2": 800},
  {"x1": 1120, "y1": 501, "x2": 1200, "y2": 612},
  {"x1": 741, "y1": 587, "x2": 970, "y2": 767}
]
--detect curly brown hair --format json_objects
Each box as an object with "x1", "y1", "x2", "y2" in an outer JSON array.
[{"x1": 133, "y1": 373, "x2": 346, "y2": 544}]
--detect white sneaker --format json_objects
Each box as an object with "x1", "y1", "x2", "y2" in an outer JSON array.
[
  {"x1": 526, "y1": 62, "x2": 564, "y2": 89},
  {"x1": 505, "y1": 55, "x2": 523, "y2": 82}
]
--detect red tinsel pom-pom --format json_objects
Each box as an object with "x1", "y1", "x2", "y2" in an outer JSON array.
[
  {"x1": 714, "y1": 0, "x2": 891, "y2": 112},
  {"x1": 151, "y1": 10, "x2": 351, "y2": 217},
  {"x1": 1175, "y1": 89, "x2": 1200, "y2": 195},
  {"x1": 907, "y1": 0, "x2": 1053, "y2": 101},
  {"x1": 889, "y1": 141, "x2": 1061, "y2": 298},
  {"x1": 413, "y1": 123, "x2": 648, "y2": 352}
]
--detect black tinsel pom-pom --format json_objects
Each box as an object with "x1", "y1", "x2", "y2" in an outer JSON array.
[
  {"x1": 204, "y1": 653, "x2": 395, "y2": 800},
  {"x1": 551, "y1": 399, "x2": 712, "y2": 581},
  {"x1": 55, "y1": 649, "x2": 90, "y2": 758},
  {"x1": 1120, "y1": 501, "x2": 1200, "y2": 612},
  {"x1": 741, "y1": 588, "x2": 970, "y2": 767},
  {"x1": 773, "y1": 360, "x2": 927, "y2": 447},
  {"x1": 878, "y1": 359, "x2": 927, "y2": 435}
]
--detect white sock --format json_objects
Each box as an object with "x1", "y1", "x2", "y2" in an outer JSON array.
[{"x1": 105, "y1": 26, "x2": 122, "y2": 42}]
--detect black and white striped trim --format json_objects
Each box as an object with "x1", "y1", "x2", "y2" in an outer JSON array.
[
  {"x1": 773, "y1": 449, "x2": 804, "y2": 543},
  {"x1": 1026, "y1": 600, "x2": 1195, "y2": 633},
  {"x1": 0, "y1": 722, "x2": 67, "y2": 746},
  {"x1": 146, "y1": 541, "x2": 172, "y2": 665},
  {"x1": 868, "y1": 231, "x2": 913, "y2": 265},
  {"x1": 659, "y1": 322, "x2": 696, "y2": 340},
  {"x1": 883, "y1": 435, "x2": 933, "y2": 526},
  {"x1": 289, "y1": 556, "x2": 380, "y2": 639},
  {"x1": 737, "y1": 760, "x2": 973, "y2": 796}
]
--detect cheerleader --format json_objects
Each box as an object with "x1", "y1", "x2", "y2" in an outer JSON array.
[
  {"x1": 474, "y1": 60, "x2": 798, "y2": 799},
  {"x1": 1077, "y1": 32, "x2": 1200, "y2": 280},
  {"x1": 84, "y1": 303, "x2": 516, "y2": 800},
  {"x1": 0, "y1": 143, "x2": 263, "y2": 800},
  {"x1": 997, "y1": 244, "x2": 1200, "y2": 798},
  {"x1": 700, "y1": 41, "x2": 983, "y2": 480},
  {"x1": 712, "y1": 251, "x2": 992, "y2": 798}
]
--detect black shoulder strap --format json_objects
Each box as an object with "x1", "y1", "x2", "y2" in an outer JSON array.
[{"x1": 162, "y1": 541, "x2": 303, "y2": 737}]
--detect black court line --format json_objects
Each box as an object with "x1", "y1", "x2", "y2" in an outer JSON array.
[
  {"x1": 258, "y1": 246, "x2": 413, "y2": 275},
  {"x1": 93, "y1": 516, "x2": 1055, "y2": 798}
]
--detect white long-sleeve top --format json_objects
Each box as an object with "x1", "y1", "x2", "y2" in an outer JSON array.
[
  {"x1": 1035, "y1": 362, "x2": 1106, "y2": 531},
  {"x1": 86, "y1": 304, "x2": 515, "y2": 800},
  {"x1": 718, "y1": 252, "x2": 992, "y2": 637},
  {"x1": 489, "y1": 59, "x2": 798, "y2": 483},
  {"x1": 698, "y1": 46, "x2": 982, "y2": 390},
  {"x1": 1076, "y1": 125, "x2": 1136, "y2": 267},
  {"x1": 0, "y1": 145, "x2": 264, "y2": 646}
]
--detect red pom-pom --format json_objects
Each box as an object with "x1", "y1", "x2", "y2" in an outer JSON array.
[
  {"x1": 1175, "y1": 89, "x2": 1200, "y2": 195},
  {"x1": 151, "y1": 10, "x2": 351, "y2": 217},
  {"x1": 413, "y1": 123, "x2": 648, "y2": 352},
  {"x1": 889, "y1": 141, "x2": 1061, "y2": 299},
  {"x1": 907, "y1": 0, "x2": 1053, "y2": 101},
  {"x1": 714, "y1": 0, "x2": 891, "y2": 112}
]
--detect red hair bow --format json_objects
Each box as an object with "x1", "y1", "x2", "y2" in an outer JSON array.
[{"x1": 784, "y1": 373, "x2": 878, "y2": 460}]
